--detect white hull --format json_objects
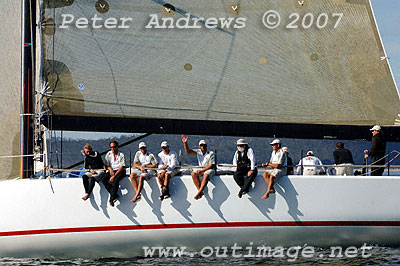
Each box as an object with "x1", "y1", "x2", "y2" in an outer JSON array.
[{"x1": 1, "y1": 174, "x2": 400, "y2": 257}]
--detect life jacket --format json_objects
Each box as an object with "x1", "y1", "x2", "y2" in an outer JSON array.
[{"x1": 237, "y1": 147, "x2": 251, "y2": 171}]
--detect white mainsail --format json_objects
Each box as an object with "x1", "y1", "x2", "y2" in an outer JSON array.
[{"x1": 41, "y1": 0, "x2": 400, "y2": 128}]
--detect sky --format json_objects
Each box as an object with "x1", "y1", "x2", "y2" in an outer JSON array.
[
  {"x1": 63, "y1": 0, "x2": 400, "y2": 140},
  {"x1": 370, "y1": 0, "x2": 400, "y2": 89}
]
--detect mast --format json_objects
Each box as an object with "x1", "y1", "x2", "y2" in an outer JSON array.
[{"x1": 21, "y1": 0, "x2": 36, "y2": 178}]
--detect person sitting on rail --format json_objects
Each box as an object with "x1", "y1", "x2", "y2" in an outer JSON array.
[
  {"x1": 80, "y1": 143, "x2": 107, "y2": 201},
  {"x1": 296, "y1": 151, "x2": 324, "y2": 175},
  {"x1": 333, "y1": 142, "x2": 354, "y2": 176},
  {"x1": 103, "y1": 140, "x2": 126, "y2": 207},
  {"x1": 261, "y1": 139, "x2": 287, "y2": 199},
  {"x1": 129, "y1": 142, "x2": 158, "y2": 202},
  {"x1": 157, "y1": 141, "x2": 179, "y2": 200},
  {"x1": 232, "y1": 139, "x2": 258, "y2": 198},
  {"x1": 181, "y1": 135, "x2": 215, "y2": 200}
]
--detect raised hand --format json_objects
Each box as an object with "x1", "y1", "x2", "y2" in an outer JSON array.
[{"x1": 181, "y1": 134, "x2": 188, "y2": 143}]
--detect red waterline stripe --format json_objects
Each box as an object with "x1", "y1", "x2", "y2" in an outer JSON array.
[{"x1": 1, "y1": 221, "x2": 400, "y2": 237}]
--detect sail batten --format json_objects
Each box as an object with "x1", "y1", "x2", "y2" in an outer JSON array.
[{"x1": 40, "y1": 0, "x2": 400, "y2": 138}]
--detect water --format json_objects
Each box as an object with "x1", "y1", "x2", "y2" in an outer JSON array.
[{"x1": 1, "y1": 246, "x2": 400, "y2": 265}]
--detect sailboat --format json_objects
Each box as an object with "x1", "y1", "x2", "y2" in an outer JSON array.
[{"x1": 1, "y1": 0, "x2": 400, "y2": 258}]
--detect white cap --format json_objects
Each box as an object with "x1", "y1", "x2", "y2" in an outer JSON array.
[
  {"x1": 370, "y1": 125, "x2": 381, "y2": 131},
  {"x1": 270, "y1": 139, "x2": 281, "y2": 145},
  {"x1": 236, "y1": 139, "x2": 248, "y2": 145},
  {"x1": 282, "y1": 147, "x2": 288, "y2": 153},
  {"x1": 161, "y1": 141, "x2": 168, "y2": 148},
  {"x1": 199, "y1": 140, "x2": 207, "y2": 145},
  {"x1": 139, "y1": 142, "x2": 147, "y2": 148},
  {"x1": 307, "y1": 150, "x2": 314, "y2": 156}
]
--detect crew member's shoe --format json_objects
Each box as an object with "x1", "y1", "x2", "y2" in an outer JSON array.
[
  {"x1": 109, "y1": 195, "x2": 119, "y2": 207},
  {"x1": 164, "y1": 187, "x2": 171, "y2": 199},
  {"x1": 238, "y1": 189, "x2": 244, "y2": 198},
  {"x1": 160, "y1": 186, "x2": 168, "y2": 201}
]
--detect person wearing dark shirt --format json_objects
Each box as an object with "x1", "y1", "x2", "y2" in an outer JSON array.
[
  {"x1": 364, "y1": 125, "x2": 386, "y2": 176},
  {"x1": 232, "y1": 139, "x2": 258, "y2": 198},
  {"x1": 333, "y1": 142, "x2": 354, "y2": 176},
  {"x1": 282, "y1": 147, "x2": 294, "y2": 175},
  {"x1": 80, "y1": 144, "x2": 107, "y2": 201}
]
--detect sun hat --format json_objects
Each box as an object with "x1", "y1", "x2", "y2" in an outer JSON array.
[
  {"x1": 139, "y1": 142, "x2": 147, "y2": 148},
  {"x1": 370, "y1": 125, "x2": 381, "y2": 131},
  {"x1": 161, "y1": 141, "x2": 168, "y2": 148},
  {"x1": 236, "y1": 139, "x2": 248, "y2": 145},
  {"x1": 199, "y1": 140, "x2": 207, "y2": 145},
  {"x1": 270, "y1": 139, "x2": 281, "y2": 145}
]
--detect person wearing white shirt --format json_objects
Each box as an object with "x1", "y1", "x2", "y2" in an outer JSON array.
[
  {"x1": 103, "y1": 140, "x2": 126, "y2": 207},
  {"x1": 232, "y1": 139, "x2": 258, "y2": 198},
  {"x1": 261, "y1": 139, "x2": 287, "y2": 199},
  {"x1": 296, "y1": 151, "x2": 324, "y2": 175},
  {"x1": 157, "y1": 141, "x2": 179, "y2": 200},
  {"x1": 129, "y1": 142, "x2": 158, "y2": 202},
  {"x1": 181, "y1": 135, "x2": 215, "y2": 200}
]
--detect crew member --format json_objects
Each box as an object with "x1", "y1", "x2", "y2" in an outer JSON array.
[
  {"x1": 333, "y1": 142, "x2": 354, "y2": 176},
  {"x1": 261, "y1": 139, "x2": 287, "y2": 199},
  {"x1": 282, "y1": 147, "x2": 294, "y2": 175},
  {"x1": 181, "y1": 135, "x2": 215, "y2": 200},
  {"x1": 103, "y1": 140, "x2": 126, "y2": 207},
  {"x1": 129, "y1": 142, "x2": 158, "y2": 202},
  {"x1": 296, "y1": 151, "x2": 324, "y2": 175},
  {"x1": 80, "y1": 144, "x2": 107, "y2": 201},
  {"x1": 232, "y1": 139, "x2": 257, "y2": 198},
  {"x1": 157, "y1": 141, "x2": 179, "y2": 200},
  {"x1": 364, "y1": 125, "x2": 386, "y2": 176}
]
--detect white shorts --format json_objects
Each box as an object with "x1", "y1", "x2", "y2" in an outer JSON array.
[
  {"x1": 265, "y1": 168, "x2": 285, "y2": 179},
  {"x1": 194, "y1": 169, "x2": 215, "y2": 179},
  {"x1": 335, "y1": 164, "x2": 353, "y2": 176},
  {"x1": 132, "y1": 169, "x2": 156, "y2": 180},
  {"x1": 157, "y1": 168, "x2": 179, "y2": 178}
]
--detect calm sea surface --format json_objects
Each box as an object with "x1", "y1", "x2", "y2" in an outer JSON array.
[{"x1": 1, "y1": 246, "x2": 400, "y2": 265}]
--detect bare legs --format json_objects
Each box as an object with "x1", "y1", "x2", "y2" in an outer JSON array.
[
  {"x1": 192, "y1": 172, "x2": 209, "y2": 200},
  {"x1": 129, "y1": 172, "x2": 144, "y2": 202},
  {"x1": 157, "y1": 171, "x2": 171, "y2": 188},
  {"x1": 261, "y1": 171, "x2": 276, "y2": 199}
]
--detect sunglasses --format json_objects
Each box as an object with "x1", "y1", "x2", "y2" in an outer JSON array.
[{"x1": 110, "y1": 146, "x2": 117, "y2": 149}]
